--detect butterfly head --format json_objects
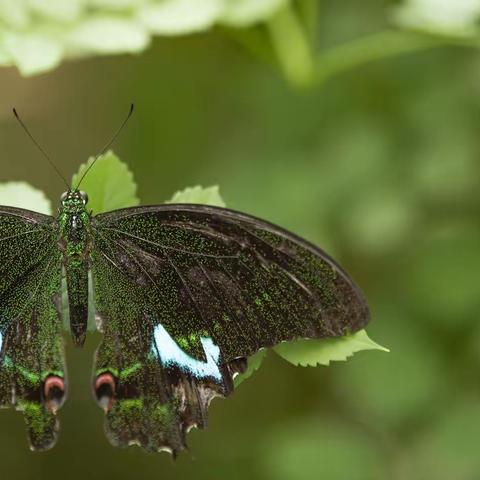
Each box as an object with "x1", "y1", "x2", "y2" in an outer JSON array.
[{"x1": 60, "y1": 190, "x2": 89, "y2": 213}]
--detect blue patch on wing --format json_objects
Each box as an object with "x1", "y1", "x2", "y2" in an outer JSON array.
[{"x1": 152, "y1": 324, "x2": 222, "y2": 381}]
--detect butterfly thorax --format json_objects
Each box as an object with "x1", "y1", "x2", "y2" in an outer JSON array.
[
  {"x1": 58, "y1": 190, "x2": 91, "y2": 346},
  {"x1": 58, "y1": 190, "x2": 91, "y2": 259}
]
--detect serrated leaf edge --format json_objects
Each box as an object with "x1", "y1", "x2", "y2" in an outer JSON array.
[{"x1": 273, "y1": 330, "x2": 389, "y2": 367}]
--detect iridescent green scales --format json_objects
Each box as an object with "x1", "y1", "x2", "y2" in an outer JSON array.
[
  {"x1": 0, "y1": 191, "x2": 369, "y2": 454},
  {"x1": 90, "y1": 204, "x2": 368, "y2": 453},
  {"x1": 0, "y1": 206, "x2": 65, "y2": 451},
  {"x1": 58, "y1": 191, "x2": 91, "y2": 346}
]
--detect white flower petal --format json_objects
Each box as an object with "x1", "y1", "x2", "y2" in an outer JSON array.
[
  {"x1": 138, "y1": 0, "x2": 223, "y2": 35},
  {"x1": 0, "y1": 0, "x2": 29, "y2": 29},
  {"x1": 0, "y1": 0, "x2": 291, "y2": 76},
  {"x1": 3, "y1": 32, "x2": 63, "y2": 75},
  {"x1": 68, "y1": 17, "x2": 150, "y2": 54},
  {"x1": 86, "y1": 0, "x2": 146, "y2": 9},
  {"x1": 28, "y1": 0, "x2": 83, "y2": 22},
  {"x1": 220, "y1": 0, "x2": 289, "y2": 27},
  {"x1": 393, "y1": 0, "x2": 480, "y2": 35}
]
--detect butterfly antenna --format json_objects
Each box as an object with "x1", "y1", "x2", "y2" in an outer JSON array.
[
  {"x1": 75, "y1": 103, "x2": 134, "y2": 190},
  {"x1": 12, "y1": 108, "x2": 70, "y2": 189}
]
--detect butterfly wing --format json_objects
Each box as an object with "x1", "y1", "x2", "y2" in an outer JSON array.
[
  {"x1": 0, "y1": 206, "x2": 66, "y2": 451},
  {"x1": 91, "y1": 204, "x2": 369, "y2": 454}
]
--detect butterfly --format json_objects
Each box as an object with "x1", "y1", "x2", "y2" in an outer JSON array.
[{"x1": 0, "y1": 108, "x2": 370, "y2": 455}]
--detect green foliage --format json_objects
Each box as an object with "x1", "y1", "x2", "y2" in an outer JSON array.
[
  {"x1": 273, "y1": 330, "x2": 388, "y2": 367},
  {"x1": 412, "y1": 401, "x2": 480, "y2": 480},
  {"x1": 258, "y1": 417, "x2": 387, "y2": 480},
  {"x1": 337, "y1": 312, "x2": 445, "y2": 429},
  {"x1": 2, "y1": 2, "x2": 479, "y2": 474},
  {"x1": 407, "y1": 227, "x2": 480, "y2": 329},
  {"x1": 0, "y1": 181, "x2": 52, "y2": 215},
  {"x1": 167, "y1": 185, "x2": 226, "y2": 207},
  {"x1": 266, "y1": 3, "x2": 314, "y2": 87},
  {"x1": 236, "y1": 329, "x2": 389, "y2": 385},
  {"x1": 0, "y1": 159, "x2": 385, "y2": 381},
  {"x1": 71, "y1": 151, "x2": 139, "y2": 214},
  {"x1": 234, "y1": 349, "x2": 267, "y2": 387},
  {"x1": 164, "y1": 180, "x2": 387, "y2": 382}
]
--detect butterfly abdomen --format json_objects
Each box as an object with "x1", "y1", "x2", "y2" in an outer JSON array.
[
  {"x1": 65, "y1": 261, "x2": 89, "y2": 346},
  {"x1": 58, "y1": 191, "x2": 92, "y2": 347}
]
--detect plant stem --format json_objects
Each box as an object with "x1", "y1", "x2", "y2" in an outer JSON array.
[
  {"x1": 266, "y1": 2, "x2": 315, "y2": 88},
  {"x1": 315, "y1": 29, "x2": 480, "y2": 85},
  {"x1": 297, "y1": 0, "x2": 319, "y2": 42},
  {"x1": 222, "y1": 26, "x2": 277, "y2": 68}
]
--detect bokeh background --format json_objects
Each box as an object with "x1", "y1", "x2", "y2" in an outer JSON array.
[{"x1": 0, "y1": 1, "x2": 480, "y2": 479}]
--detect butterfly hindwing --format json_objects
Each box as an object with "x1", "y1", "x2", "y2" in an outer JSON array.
[
  {"x1": 91, "y1": 236, "x2": 247, "y2": 453},
  {"x1": 0, "y1": 207, "x2": 66, "y2": 451},
  {"x1": 91, "y1": 204, "x2": 369, "y2": 453}
]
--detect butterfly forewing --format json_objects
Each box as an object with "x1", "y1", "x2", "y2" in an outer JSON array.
[
  {"x1": 0, "y1": 207, "x2": 66, "y2": 451},
  {"x1": 90, "y1": 204, "x2": 369, "y2": 453}
]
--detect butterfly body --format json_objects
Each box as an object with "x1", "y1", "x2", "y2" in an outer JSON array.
[
  {"x1": 58, "y1": 190, "x2": 91, "y2": 346},
  {"x1": 0, "y1": 188, "x2": 370, "y2": 454}
]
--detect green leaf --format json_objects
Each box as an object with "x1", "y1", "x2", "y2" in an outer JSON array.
[
  {"x1": 273, "y1": 329, "x2": 389, "y2": 367},
  {"x1": 167, "y1": 185, "x2": 226, "y2": 207},
  {"x1": 234, "y1": 349, "x2": 267, "y2": 387},
  {"x1": 71, "y1": 150, "x2": 139, "y2": 214},
  {"x1": 0, "y1": 181, "x2": 52, "y2": 215}
]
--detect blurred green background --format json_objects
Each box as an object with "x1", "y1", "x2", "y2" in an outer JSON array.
[{"x1": 0, "y1": 1, "x2": 480, "y2": 479}]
